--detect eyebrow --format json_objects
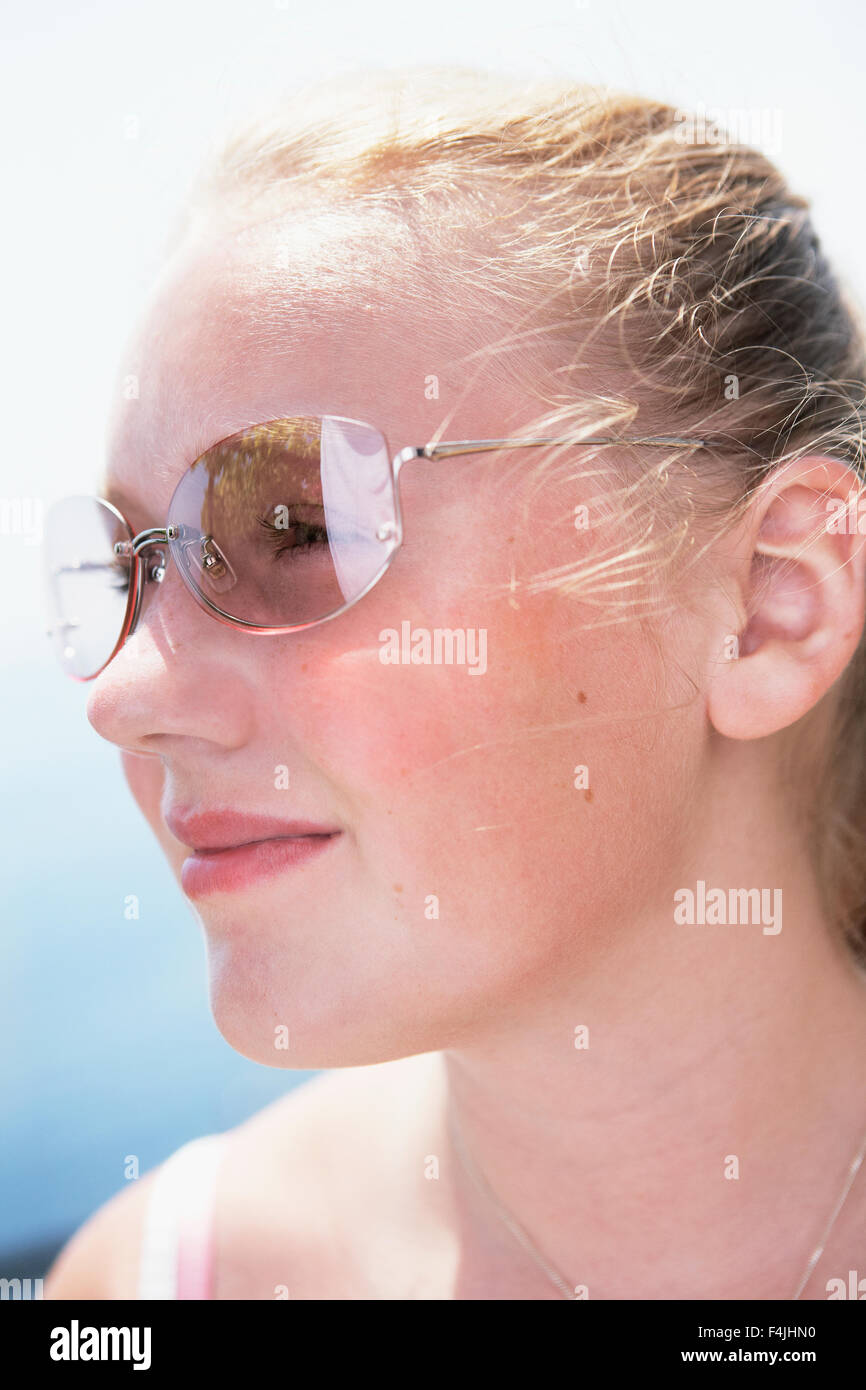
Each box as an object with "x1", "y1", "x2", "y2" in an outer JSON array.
[
  {"x1": 96, "y1": 415, "x2": 330, "y2": 517},
  {"x1": 96, "y1": 437, "x2": 209, "y2": 519}
]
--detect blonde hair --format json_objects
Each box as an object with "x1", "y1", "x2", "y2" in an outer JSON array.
[{"x1": 184, "y1": 64, "x2": 866, "y2": 961}]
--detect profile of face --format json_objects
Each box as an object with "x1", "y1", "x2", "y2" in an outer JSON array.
[{"x1": 86, "y1": 206, "x2": 709, "y2": 1070}]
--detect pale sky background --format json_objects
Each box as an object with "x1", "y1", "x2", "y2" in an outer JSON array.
[{"x1": 3, "y1": 0, "x2": 864, "y2": 1259}]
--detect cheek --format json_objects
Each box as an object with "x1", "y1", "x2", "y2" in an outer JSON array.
[
  {"x1": 289, "y1": 577, "x2": 662, "y2": 844},
  {"x1": 284, "y1": 554, "x2": 701, "y2": 912},
  {"x1": 294, "y1": 585, "x2": 560, "y2": 803}
]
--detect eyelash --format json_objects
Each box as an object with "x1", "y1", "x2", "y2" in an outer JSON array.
[{"x1": 256, "y1": 509, "x2": 328, "y2": 558}]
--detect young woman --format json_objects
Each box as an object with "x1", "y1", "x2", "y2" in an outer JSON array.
[{"x1": 43, "y1": 66, "x2": 866, "y2": 1300}]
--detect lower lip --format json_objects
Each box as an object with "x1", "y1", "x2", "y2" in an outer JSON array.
[{"x1": 181, "y1": 833, "x2": 341, "y2": 898}]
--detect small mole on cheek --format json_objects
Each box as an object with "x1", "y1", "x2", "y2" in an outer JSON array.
[
  {"x1": 577, "y1": 690, "x2": 587, "y2": 703},
  {"x1": 393, "y1": 883, "x2": 403, "y2": 893},
  {"x1": 584, "y1": 788, "x2": 593, "y2": 803}
]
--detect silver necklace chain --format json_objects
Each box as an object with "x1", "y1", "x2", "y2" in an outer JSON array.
[{"x1": 447, "y1": 1105, "x2": 866, "y2": 1301}]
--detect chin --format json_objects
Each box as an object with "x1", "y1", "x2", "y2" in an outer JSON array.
[{"x1": 201, "y1": 933, "x2": 456, "y2": 1070}]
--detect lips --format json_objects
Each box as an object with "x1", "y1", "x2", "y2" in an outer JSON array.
[
  {"x1": 165, "y1": 808, "x2": 342, "y2": 852},
  {"x1": 165, "y1": 807, "x2": 343, "y2": 897}
]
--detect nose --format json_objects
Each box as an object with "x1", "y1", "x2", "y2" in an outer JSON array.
[{"x1": 85, "y1": 540, "x2": 258, "y2": 756}]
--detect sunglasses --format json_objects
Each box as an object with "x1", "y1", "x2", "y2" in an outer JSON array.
[{"x1": 42, "y1": 414, "x2": 712, "y2": 680}]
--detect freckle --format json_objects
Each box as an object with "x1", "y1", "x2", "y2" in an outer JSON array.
[
  {"x1": 577, "y1": 690, "x2": 587, "y2": 703},
  {"x1": 301, "y1": 663, "x2": 308, "y2": 672},
  {"x1": 393, "y1": 883, "x2": 403, "y2": 893},
  {"x1": 584, "y1": 788, "x2": 593, "y2": 802},
  {"x1": 506, "y1": 535, "x2": 514, "y2": 543},
  {"x1": 400, "y1": 767, "x2": 408, "y2": 777}
]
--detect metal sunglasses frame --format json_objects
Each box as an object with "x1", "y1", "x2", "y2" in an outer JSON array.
[{"x1": 47, "y1": 417, "x2": 715, "y2": 681}]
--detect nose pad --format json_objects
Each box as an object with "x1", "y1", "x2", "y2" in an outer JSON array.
[
  {"x1": 147, "y1": 548, "x2": 167, "y2": 584},
  {"x1": 178, "y1": 532, "x2": 238, "y2": 596}
]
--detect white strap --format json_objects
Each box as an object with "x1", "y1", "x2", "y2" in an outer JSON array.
[{"x1": 137, "y1": 1134, "x2": 224, "y2": 1300}]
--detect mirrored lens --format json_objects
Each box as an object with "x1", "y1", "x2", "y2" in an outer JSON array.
[
  {"x1": 167, "y1": 416, "x2": 400, "y2": 628},
  {"x1": 43, "y1": 496, "x2": 134, "y2": 679}
]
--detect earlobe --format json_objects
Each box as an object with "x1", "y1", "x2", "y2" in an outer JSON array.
[{"x1": 707, "y1": 456, "x2": 866, "y2": 741}]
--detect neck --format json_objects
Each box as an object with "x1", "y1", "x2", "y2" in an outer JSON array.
[{"x1": 439, "y1": 754, "x2": 866, "y2": 1299}]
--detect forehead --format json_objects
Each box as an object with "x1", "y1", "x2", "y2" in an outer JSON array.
[{"x1": 101, "y1": 206, "x2": 486, "y2": 517}]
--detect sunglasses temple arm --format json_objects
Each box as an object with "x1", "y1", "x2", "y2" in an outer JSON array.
[{"x1": 395, "y1": 436, "x2": 713, "y2": 468}]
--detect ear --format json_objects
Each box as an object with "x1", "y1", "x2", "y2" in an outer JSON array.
[{"x1": 707, "y1": 456, "x2": 866, "y2": 740}]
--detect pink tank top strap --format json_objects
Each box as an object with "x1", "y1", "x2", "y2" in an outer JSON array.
[{"x1": 137, "y1": 1132, "x2": 227, "y2": 1300}]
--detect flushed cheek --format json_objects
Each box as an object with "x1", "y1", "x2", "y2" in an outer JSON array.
[
  {"x1": 290, "y1": 592, "x2": 604, "y2": 842},
  {"x1": 314, "y1": 653, "x2": 494, "y2": 786},
  {"x1": 281, "y1": 479, "x2": 591, "y2": 795},
  {"x1": 290, "y1": 588, "x2": 689, "y2": 880},
  {"x1": 300, "y1": 603, "x2": 539, "y2": 777}
]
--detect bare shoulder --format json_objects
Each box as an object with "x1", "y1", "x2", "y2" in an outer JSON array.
[
  {"x1": 42, "y1": 1165, "x2": 162, "y2": 1300},
  {"x1": 213, "y1": 1052, "x2": 444, "y2": 1299},
  {"x1": 43, "y1": 1053, "x2": 442, "y2": 1302}
]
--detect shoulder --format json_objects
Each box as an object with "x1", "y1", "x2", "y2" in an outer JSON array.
[
  {"x1": 42, "y1": 1164, "x2": 162, "y2": 1300},
  {"x1": 213, "y1": 1054, "x2": 444, "y2": 1299},
  {"x1": 43, "y1": 1054, "x2": 442, "y2": 1301},
  {"x1": 43, "y1": 1131, "x2": 232, "y2": 1300}
]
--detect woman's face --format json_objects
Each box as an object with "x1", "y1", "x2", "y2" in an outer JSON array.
[{"x1": 87, "y1": 210, "x2": 706, "y2": 1067}]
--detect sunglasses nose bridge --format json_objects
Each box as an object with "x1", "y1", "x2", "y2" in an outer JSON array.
[
  {"x1": 108, "y1": 528, "x2": 172, "y2": 656},
  {"x1": 117, "y1": 527, "x2": 171, "y2": 582}
]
